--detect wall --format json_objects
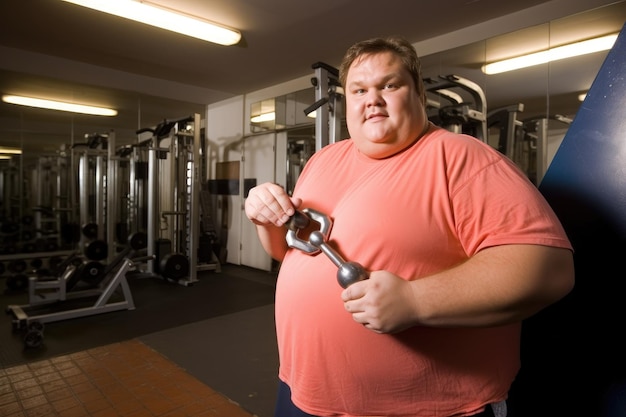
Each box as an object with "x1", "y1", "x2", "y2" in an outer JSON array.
[{"x1": 206, "y1": 76, "x2": 311, "y2": 269}]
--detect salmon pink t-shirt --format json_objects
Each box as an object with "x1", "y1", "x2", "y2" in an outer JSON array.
[{"x1": 275, "y1": 124, "x2": 572, "y2": 417}]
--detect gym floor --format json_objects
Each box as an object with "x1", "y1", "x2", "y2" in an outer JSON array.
[{"x1": 0, "y1": 263, "x2": 279, "y2": 417}]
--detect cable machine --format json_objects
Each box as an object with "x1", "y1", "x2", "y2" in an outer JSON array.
[
  {"x1": 143, "y1": 113, "x2": 215, "y2": 285},
  {"x1": 303, "y1": 62, "x2": 345, "y2": 151},
  {"x1": 424, "y1": 74, "x2": 488, "y2": 142},
  {"x1": 6, "y1": 131, "x2": 152, "y2": 347},
  {"x1": 521, "y1": 114, "x2": 572, "y2": 185}
]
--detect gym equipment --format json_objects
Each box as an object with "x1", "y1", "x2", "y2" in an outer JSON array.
[
  {"x1": 6, "y1": 246, "x2": 152, "y2": 348},
  {"x1": 303, "y1": 62, "x2": 345, "y2": 151},
  {"x1": 486, "y1": 103, "x2": 525, "y2": 158},
  {"x1": 69, "y1": 132, "x2": 117, "y2": 265},
  {"x1": 6, "y1": 274, "x2": 28, "y2": 292},
  {"x1": 285, "y1": 134, "x2": 316, "y2": 196},
  {"x1": 7, "y1": 259, "x2": 27, "y2": 274},
  {"x1": 83, "y1": 239, "x2": 108, "y2": 261},
  {"x1": 309, "y1": 230, "x2": 368, "y2": 288},
  {"x1": 81, "y1": 222, "x2": 98, "y2": 239},
  {"x1": 424, "y1": 74, "x2": 487, "y2": 142},
  {"x1": 0, "y1": 249, "x2": 76, "y2": 291},
  {"x1": 286, "y1": 208, "x2": 368, "y2": 288},
  {"x1": 23, "y1": 321, "x2": 44, "y2": 349},
  {"x1": 30, "y1": 155, "x2": 68, "y2": 252},
  {"x1": 76, "y1": 260, "x2": 105, "y2": 287},
  {"x1": 141, "y1": 113, "x2": 219, "y2": 285},
  {"x1": 285, "y1": 208, "x2": 332, "y2": 254},
  {"x1": 197, "y1": 186, "x2": 221, "y2": 272},
  {"x1": 520, "y1": 114, "x2": 572, "y2": 185}
]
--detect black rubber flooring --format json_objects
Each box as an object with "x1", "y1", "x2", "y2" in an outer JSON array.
[{"x1": 0, "y1": 263, "x2": 277, "y2": 369}]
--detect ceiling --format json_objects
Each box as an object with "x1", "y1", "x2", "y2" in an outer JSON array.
[{"x1": 0, "y1": 0, "x2": 624, "y2": 153}]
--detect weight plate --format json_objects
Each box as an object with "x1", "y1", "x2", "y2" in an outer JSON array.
[
  {"x1": 160, "y1": 253, "x2": 189, "y2": 280},
  {"x1": 6, "y1": 274, "x2": 28, "y2": 292},
  {"x1": 8, "y1": 259, "x2": 27, "y2": 273},
  {"x1": 129, "y1": 231, "x2": 148, "y2": 250},
  {"x1": 84, "y1": 240, "x2": 108, "y2": 261},
  {"x1": 79, "y1": 261, "x2": 105, "y2": 285},
  {"x1": 24, "y1": 330, "x2": 43, "y2": 349},
  {"x1": 81, "y1": 223, "x2": 98, "y2": 239}
]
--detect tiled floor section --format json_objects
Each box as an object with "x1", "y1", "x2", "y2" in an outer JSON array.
[{"x1": 0, "y1": 339, "x2": 255, "y2": 417}]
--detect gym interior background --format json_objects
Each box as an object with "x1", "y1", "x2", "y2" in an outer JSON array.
[{"x1": 1, "y1": 1, "x2": 625, "y2": 416}]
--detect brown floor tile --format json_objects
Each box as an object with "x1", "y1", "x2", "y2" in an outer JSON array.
[{"x1": 1, "y1": 339, "x2": 255, "y2": 417}]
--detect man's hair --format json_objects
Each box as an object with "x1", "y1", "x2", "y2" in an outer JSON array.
[{"x1": 338, "y1": 36, "x2": 426, "y2": 104}]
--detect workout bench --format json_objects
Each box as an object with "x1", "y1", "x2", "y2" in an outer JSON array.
[{"x1": 5, "y1": 247, "x2": 151, "y2": 348}]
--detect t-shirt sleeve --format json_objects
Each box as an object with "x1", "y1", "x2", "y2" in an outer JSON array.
[{"x1": 451, "y1": 145, "x2": 572, "y2": 255}]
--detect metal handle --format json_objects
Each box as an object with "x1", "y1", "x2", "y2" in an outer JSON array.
[{"x1": 309, "y1": 230, "x2": 369, "y2": 288}]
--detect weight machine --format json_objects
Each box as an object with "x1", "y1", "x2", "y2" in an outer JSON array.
[
  {"x1": 141, "y1": 113, "x2": 218, "y2": 285},
  {"x1": 2, "y1": 147, "x2": 80, "y2": 292},
  {"x1": 486, "y1": 103, "x2": 525, "y2": 158},
  {"x1": 520, "y1": 114, "x2": 572, "y2": 185},
  {"x1": 69, "y1": 132, "x2": 116, "y2": 264},
  {"x1": 274, "y1": 62, "x2": 345, "y2": 198},
  {"x1": 485, "y1": 104, "x2": 573, "y2": 186},
  {"x1": 5, "y1": 128, "x2": 152, "y2": 348},
  {"x1": 30, "y1": 155, "x2": 66, "y2": 252},
  {"x1": 424, "y1": 74, "x2": 488, "y2": 142},
  {"x1": 121, "y1": 139, "x2": 151, "y2": 247},
  {"x1": 303, "y1": 62, "x2": 345, "y2": 151}
]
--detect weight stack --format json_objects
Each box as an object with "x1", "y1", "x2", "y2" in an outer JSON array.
[
  {"x1": 154, "y1": 238, "x2": 171, "y2": 274},
  {"x1": 198, "y1": 234, "x2": 213, "y2": 263}
]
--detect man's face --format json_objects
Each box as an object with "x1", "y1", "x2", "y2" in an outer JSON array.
[{"x1": 344, "y1": 51, "x2": 427, "y2": 159}]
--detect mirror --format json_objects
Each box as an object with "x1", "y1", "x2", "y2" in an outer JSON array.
[
  {"x1": 250, "y1": 88, "x2": 317, "y2": 133},
  {"x1": 0, "y1": 81, "x2": 204, "y2": 260},
  {"x1": 251, "y1": 2, "x2": 625, "y2": 186},
  {"x1": 3, "y1": 2, "x2": 626, "y2": 260}
]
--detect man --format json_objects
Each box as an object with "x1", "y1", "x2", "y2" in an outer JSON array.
[{"x1": 245, "y1": 36, "x2": 574, "y2": 417}]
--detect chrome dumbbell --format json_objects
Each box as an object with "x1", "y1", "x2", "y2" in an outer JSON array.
[
  {"x1": 286, "y1": 208, "x2": 333, "y2": 254},
  {"x1": 308, "y1": 230, "x2": 369, "y2": 288}
]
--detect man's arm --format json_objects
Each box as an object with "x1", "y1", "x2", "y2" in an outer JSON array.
[{"x1": 342, "y1": 244, "x2": 575, "y2": 333}]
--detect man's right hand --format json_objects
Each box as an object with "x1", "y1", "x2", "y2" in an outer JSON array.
[{"x1": 244, "y1": 182, "x2": 301, "y2": 227}]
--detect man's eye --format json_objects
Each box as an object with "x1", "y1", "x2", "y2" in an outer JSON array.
[{"x1": 384, "y1": 83, "x2": 395, "y2": 90}]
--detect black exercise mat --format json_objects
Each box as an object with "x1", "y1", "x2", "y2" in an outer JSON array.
[
  {"x1": 0, "y1": 264, "x2": 276, "y2": 368},
  {"x1": 141, "y1": 304, "x2": 279, "y2": 417}
]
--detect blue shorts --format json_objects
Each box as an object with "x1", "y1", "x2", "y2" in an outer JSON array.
[{"x1": 274, "y1": 380, "x2": 503, "y2": 417}]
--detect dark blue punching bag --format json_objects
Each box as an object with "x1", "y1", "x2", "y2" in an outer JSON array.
[{"x1": 508, "y1": 23, "x2": 626, "y2": 417}]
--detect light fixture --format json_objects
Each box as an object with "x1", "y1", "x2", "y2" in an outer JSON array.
[
  {"x1": 62, "y1": 0, "x2": 241, "y2": 46},
  {"x1": 0, "y1": 148, "x2": 22, "y2": 155},
  {"x1": 250, "y1": 112, "x2": 275, "y2": 123},
  {"x1": 578, "y1": 92, "x2": 587, "y2": 102},
  {"x1": 2, "y1": 95, "x2": 117, "y2": 116},
  {"x1": 482, "y1": 33, "x2": 618, "y2": 75}
]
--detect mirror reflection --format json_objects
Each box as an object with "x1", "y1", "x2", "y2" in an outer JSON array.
[{"x1": 2, "y1": 2, "x2": 625, "y2": 263}]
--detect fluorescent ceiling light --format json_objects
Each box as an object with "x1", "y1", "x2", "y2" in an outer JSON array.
[
  {"x1": 62, "y1": 0, "x2": 241, "y2": 46},
  {"x1": 482, "y1": 33, "x2": 618, "y2": 75},
  {"x1": 578, "y1": 92, "x2": 587, "y2": 102},
  {"x1": 0, "y1": 148, "x2": 22, "y2": 155},
  {"x1": 250, "y1": 112, "x2": 275, "y2": 123},
  {"x1": 2, "y1": 95, "x2": 118, "y2": 116}
]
